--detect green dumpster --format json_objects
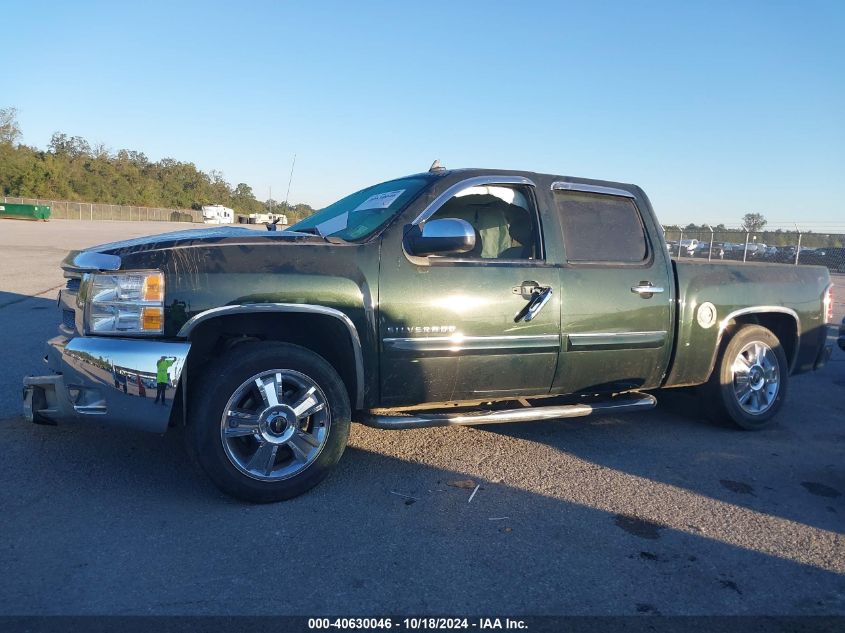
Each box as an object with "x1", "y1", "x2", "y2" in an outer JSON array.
[{"x1": 0, "y1": 203, "x2": 51, "y2": 220}]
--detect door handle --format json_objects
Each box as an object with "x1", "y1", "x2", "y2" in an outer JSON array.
[
  {"x1": 512, "y1": 281, "x2": 540, "y2": 299},
  {"x1": 514, "y1": 286, "x2": 553, "y2": 322},
  {"x1": 631, "y1": 282, "x2": 665, "y2": 297}
]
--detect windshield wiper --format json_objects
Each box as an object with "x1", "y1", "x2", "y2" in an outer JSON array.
[
  {"x1": 290, "y1": 226, "x2": 347, "y2": 244},
  {"x1": 294, "y1": 226, "x2": 325, "y2": 237}
]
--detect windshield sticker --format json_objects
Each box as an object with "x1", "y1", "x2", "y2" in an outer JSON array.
[
  {"x1": 353, "y1": 189, "x2": 405, "y2": 212},
  {"x1": 316, "y1": 211, "x2": 349, "y2": 235}
]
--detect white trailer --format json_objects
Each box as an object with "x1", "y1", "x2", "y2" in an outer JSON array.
[
  {"x1": 248, "y1": 212, "x2": 288, "y2": 225},
  {"x1": 201, "y1": 205, "x2": 235, "y2": 224}
]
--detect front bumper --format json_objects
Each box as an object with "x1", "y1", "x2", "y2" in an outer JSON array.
[{"x1": 23, "y1": 335, "x2": 190, "y2": 433}]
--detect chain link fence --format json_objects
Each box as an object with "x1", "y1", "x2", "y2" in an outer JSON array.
[
  {"x1": 2, "y1": 196, "x2": 201, "y2": 223},
  {"x1": 662, "y1": 227, "x2": 845, "y2": 274}
]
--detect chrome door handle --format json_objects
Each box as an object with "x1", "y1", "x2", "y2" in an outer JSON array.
[
  {"x1": 631, "y1": 282, "x2": 664, "y2": 295},
  {"x1": 514, "y1": 286, "x2": 553, "y2": 322}
]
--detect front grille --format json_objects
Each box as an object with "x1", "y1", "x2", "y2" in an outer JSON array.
[
  {"x1": 62, "y1": 309, "x2": 76, "y2": 330},
  {"x1": 65, "y1": 277, "x2": 81, "y2": 291}
]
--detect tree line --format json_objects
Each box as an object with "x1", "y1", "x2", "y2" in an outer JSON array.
[
  {"x1": 0, "y1": 107, "x2": 316, "y2": 222},
  {"x1": 664, "y1": 213, "x2": 768, "y2": 234}
]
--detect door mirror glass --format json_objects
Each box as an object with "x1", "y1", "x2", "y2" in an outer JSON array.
[{"x1": 404, "y1": 218, "x2": 476, "y2": 257}]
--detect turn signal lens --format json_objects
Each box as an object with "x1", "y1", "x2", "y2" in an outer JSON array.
[
  {"x1": 142, "y1": 307, "x2": 163, "y2": 331},
  {"x1": 143, "y1": 273, "x2": 164, "y2": 302}
]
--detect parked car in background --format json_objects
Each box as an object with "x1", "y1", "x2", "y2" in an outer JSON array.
[
  {"x1": 798, "y1": 247, "x2": 845, "y2": 273},
  {"x1": 679, "y1": 238, "x2": 699, "y2": 256},
  {"x1": 760, "y1": 247, "x2": 784, "y2": 263},
  {"x1": 770, "y1": 245, "x2": 808, "y2": 263},
  {"x1": 722, "y1": 243, "x2": 746, "y2": 260},
  {"x1": 745, "y1": 243, "x2": 767, "y2": 259},
  {"x1": 692, "y1": 242, "x2": 726, "y2": 259},
  {"x1": 789, "y1": 246, "x2": 816, "y2": 258},
  {"x1": 713, "y1": 242, "x2": 729, "y2": 258}
]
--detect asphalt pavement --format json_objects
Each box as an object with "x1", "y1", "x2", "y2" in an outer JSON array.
[{"x1": 1, "y1": 219, "x2": 843, "y2": 616}]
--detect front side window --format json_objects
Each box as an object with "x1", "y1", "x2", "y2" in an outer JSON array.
[
  {"x1": 289, "y1": 176, "x2": 431, "y2": 241},
  {"x1": 554, "y1": 191, "x2": 648, "y2": 263},
  {"x1": 429, "y1": 185, "x2": 540, "y2": 260}
]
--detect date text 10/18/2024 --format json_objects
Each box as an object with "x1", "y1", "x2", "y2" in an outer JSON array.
[{"x1": 308, "y1": 618, "x2": 528, "y2": 630}]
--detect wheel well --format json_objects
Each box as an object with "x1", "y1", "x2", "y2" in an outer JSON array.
[
  {"x1": 722, "y1": 312, "x2": 799, "y2": 371},
  {"x1": 185, "y1": 312, "x2": 359, "y2": 407}
]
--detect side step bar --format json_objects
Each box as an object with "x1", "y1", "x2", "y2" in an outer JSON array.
[{"x1": 359, "y1": 392, "x2": 656, "y2": 430}]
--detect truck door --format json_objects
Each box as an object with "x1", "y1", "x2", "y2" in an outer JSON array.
[
  {"x1": 550, "y1": 183, "x2": 674, "y2": 394},
  {"x1": 378, "y1": 177, "x2": 561, "y2": 407}
]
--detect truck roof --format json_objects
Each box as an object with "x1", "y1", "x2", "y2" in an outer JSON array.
[{"x1": 406, "y1": 167, "x2": 642, "y2": 197}]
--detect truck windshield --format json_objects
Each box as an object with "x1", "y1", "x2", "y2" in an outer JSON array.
[{"x1": 288, "y1": 177, "x2": 430, "y2": 241}]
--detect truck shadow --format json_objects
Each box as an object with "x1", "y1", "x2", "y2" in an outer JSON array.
[
  {"x1": 478, "y1": 356, "x2": 845, "y2": 537},
  {"x1": 2, "y1": 415, "x2": 844, "y2": 614}
]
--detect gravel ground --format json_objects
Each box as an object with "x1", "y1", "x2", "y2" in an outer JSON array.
[{"x1": 0, "y1": 219, "x2": 843, "y2": 616}]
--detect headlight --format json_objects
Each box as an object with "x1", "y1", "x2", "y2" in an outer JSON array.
[{"x1": 85, "y1": 271, "x2": 165, "y2": 335}]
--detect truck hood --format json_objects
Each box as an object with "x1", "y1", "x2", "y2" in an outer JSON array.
[{"x1": 62, "y1": 226, "x2": 331, "y2": 272}]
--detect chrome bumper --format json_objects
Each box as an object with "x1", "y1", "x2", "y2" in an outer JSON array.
[{"x1": 23, "y1": 335, "x2": 190, "y2": 433}]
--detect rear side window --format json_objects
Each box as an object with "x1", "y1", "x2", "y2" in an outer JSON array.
[{"x1": 554, "y1": 191, "x2": 648, "y2": 263}]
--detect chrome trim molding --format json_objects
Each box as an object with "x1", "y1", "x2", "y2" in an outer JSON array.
[
  {"x1": 718, "y1": 306, "x2": 801, "y2": 335},
  {"x1": 177, "y1": 303, "x2": 365, "y2": 408},
  {"x1": 715, "y1": 306, "x2": 801, "y2": 373},
  {"x1": 360, "y1": 393, "x2": 656, "y2": 430},
  {"x1": 551, "y1": 182, "x2": 635, "y2": 198},
  {"x1": 567, "y1": 330, "x2": 667, "y2": 350},
  {"x1": 71, "y1": 251, "x2": 122, "y2": 271},
  {"x1": 382, "y1": 333, "x2": 560, "y2": 353},
  {"x1": 412, "y1": 175, "x2": 536, "y2": 225}
]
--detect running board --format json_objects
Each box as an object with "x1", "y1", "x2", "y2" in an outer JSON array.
[{"x1": 359, "y1": 393, "x2": 656, "y2": 430}]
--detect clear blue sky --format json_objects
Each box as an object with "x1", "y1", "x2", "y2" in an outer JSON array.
[{"x1": 3, "y1": 0, "x2": 843, "y2": 229}]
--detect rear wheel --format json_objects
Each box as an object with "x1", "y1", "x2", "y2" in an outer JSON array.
[
  {"x1": 704, "y1": 324, "x2": 788, "y2": 430},
  {"x1": 187, "y1": 342, "x2": 350, "y2": 502}
]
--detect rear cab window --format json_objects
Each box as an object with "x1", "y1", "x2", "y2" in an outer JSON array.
[{"x1": 552, "y1": 187, "x2": 649, "y2": 265}]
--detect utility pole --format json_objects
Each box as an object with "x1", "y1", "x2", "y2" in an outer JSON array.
[
  {"x1": 284, "y1": 154, "x2": 296, "y2": 216},
  {"x1": 705, "y1": 223, "x2": 714, "y2": 261}
]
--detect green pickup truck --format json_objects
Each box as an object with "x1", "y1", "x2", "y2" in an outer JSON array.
[{"x1": 23, "y1": 168, "x2": 834, "y2": 502}]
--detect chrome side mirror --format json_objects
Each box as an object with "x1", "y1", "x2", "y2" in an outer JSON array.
[{"x1": 404, "y1": 218, "x2": 475, "y2": 257}]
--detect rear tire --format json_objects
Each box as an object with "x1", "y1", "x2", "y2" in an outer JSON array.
[
  {"x1": 187, "y1": 342, "x2": 351, "y2": 502},
  {"x1": 704, "y1": 324, "x2": 789, "y2": 430}
]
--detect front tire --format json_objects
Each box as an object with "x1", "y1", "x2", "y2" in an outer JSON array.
[
  {"x1": 704, "y1": 324, "x2": 789, "y2": 430},
  {"x1": 188, "y1": 342, "x2": 351, "y2": 502}
]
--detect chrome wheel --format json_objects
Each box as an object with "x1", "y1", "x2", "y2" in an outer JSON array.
[
  {"x1": 732, "y1": 341, "x2": 780, "y2": 415},
  {"x1": 220, "y1": 369, "x2": 330, "y2": 482}
]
